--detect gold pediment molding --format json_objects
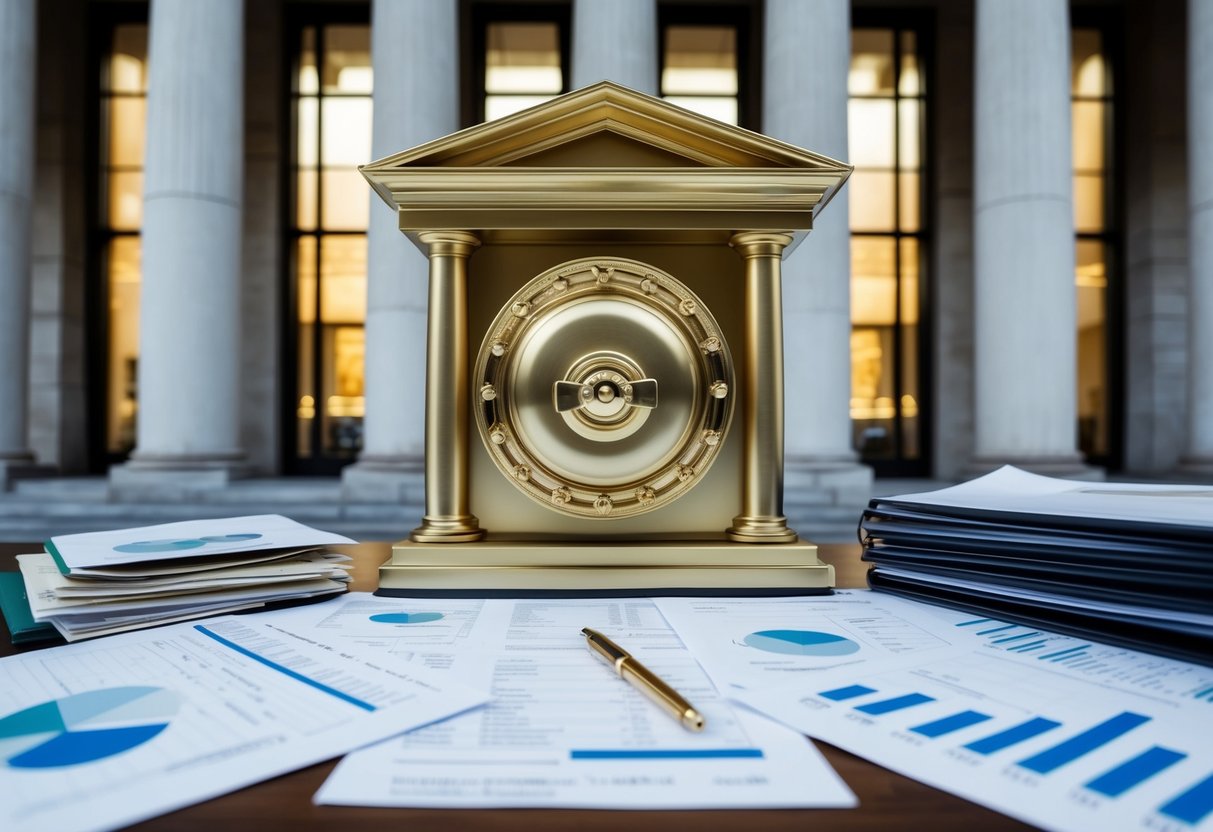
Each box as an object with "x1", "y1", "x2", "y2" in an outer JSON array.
[{"x1": 361, "y1": 81, "x2": 852, "y2": 234}]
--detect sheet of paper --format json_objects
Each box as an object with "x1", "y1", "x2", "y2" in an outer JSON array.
[
  {"x1": 263, "y1": 594, "x2": 855, "y2": 809},
  {"x1": 48, "y1": 514, "x2": 355, "y2": 571},
  {"x1": 735, "y1": 605, "x2": 1213, "y2": 832},
  {"x1": 653, "y1": 589, "x2": 972, "y2": 691},
  {"x1": 52, "y1": 552, "x2": 351, "y2": 597},
  {"x1": 885, "y1": 465, "x2": 1213, "y2": 528},
  {"x1": 0, "y1": 614, "x2": 488, "y2": 832},
  {"x1": 20, "y1": 553, "x2": 346, "y2": 618}
]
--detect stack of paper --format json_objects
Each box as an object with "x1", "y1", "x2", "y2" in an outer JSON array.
[
  {"x1": 11, "y1": 515, "x2": 355, "y2": 641},
  {"x1": 859, "y1": 466, "x2": 1213, "y2": 665}
]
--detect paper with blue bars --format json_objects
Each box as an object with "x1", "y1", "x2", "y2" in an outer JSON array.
[
  {"x1": 256, "y1": 594, "x2": 855, "y2": 809},
  {"x1": 734, "y1": 600, "x2": 1213, "y2": 831}
]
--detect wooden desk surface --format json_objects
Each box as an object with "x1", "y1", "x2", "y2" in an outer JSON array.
[{"x1": 0, "y1": 542, "x2": 1032, "y2": 831}]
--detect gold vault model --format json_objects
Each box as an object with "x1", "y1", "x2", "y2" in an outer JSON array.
[{"x1": 360, "y1": 82, "x2": 851, "y2": 595}]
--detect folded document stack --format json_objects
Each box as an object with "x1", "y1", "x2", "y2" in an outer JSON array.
[
  {"x1": 7, "y1": 515, "x2": 355, "y2": 642},
  {"x1": 860, "y1": 466, "x2": 1213, "y2": 665}
]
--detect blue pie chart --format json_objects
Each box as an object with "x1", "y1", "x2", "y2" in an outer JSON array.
[
  {"x1": 370, "y1": 612, "x2": 444, "y2": 624},
  {"x1": 0, "y1": 686, "x2": 179, "y2": 769},
  {"x1": 743, "y1": 629, "x2": 860, "y2": 656}
]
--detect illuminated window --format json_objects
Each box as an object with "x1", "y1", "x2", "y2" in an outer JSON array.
[
  {"x1": 848, "y1": 27, "x2": 926, "y2": 470},
  {"x1": 291, "y1": 22, "x2": 371, "y2": 466},
  {"x1": 661, "y1": 25, "x2": 739, "y2": 124},
  {"x1": 471, "y1": 6, "x2": 568, "y2": 124},
  {"x1": 1072, "y1": 27, "x2": 1116, "y2": 463},
  {"x1": 484, "y1": 21, "x2": 564, "y2": 120},
  {"x1": 99, "y1": 22, "x2": 148, "y2": 458}
]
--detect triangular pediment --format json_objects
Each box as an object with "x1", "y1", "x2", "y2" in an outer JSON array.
[
  {"x1": 362, "y1": 81, "x2": 849, "y2": 171},
  {"x1": 360, "y1": 82, "x2": 851, "y2": 235}
]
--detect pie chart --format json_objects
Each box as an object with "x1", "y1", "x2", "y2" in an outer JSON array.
[
  {"x1": 0, "y1": 686, "x2": 179, "y2": 769},
  {"x1": 369, "y1": 612, "x2": 444, "y2": 624},
  {"x1": 743, "y1": 629, "x2": 861, "y2": 656}
]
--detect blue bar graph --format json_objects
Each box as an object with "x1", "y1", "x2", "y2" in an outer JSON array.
[
  {"x1": 956, "y1": 618, "x2": 992, "y2": 627},
  {"x1": 855, "y1": 693, "x2": 935, "y2": 715},
  {"x1": 1040, "y1": 644, "x2": 1090, "y2": 661},
  {"x1": 909, "y1": 710, "x2": 992, "y2": 738},
  {"x1": 819, "y1": 684, "x2": 877, "y2": 701},
  {"x1": 1018, "y1": 712, "x2": 1151, "y2": 774},
  {"x1": 993, "y1": 632, "x2": 1041, "y2": 645},
  {"x1": 1194, "y1": 685, "x2": 1213, "y2": 701},
  {"x1": 1085, "y1": 746, "x2": 1187, "y2": 797},
  {"x1": 1008, "y1": 640, "x2": 1048, "y2": 653},
  {"x1": 964, "y1": 717, "x2": 1062, "y2": 755},
  {"x1": 1160, "y1": 773, "x2": 1213, "y2": 825},
  {"x1": 977, "y1": 624, "x2": 1017, "y2": 635}
]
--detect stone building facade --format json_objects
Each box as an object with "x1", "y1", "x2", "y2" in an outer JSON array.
[{"x1": 0, "y1": 0, "x2": 1210, "y2": 516}]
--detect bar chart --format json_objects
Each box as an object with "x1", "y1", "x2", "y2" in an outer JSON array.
[{"x1": 741, "y1": 627, "x2": 1213, "y2": 831}]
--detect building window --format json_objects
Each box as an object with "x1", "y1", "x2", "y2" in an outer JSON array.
[
  {"x1": 485, "y1": 21, "x2": 564, "y2": 120},
  {"x1": 97, "y1": 21, "x2": 148, "y2": 460},
  {"x1": 658, "y1": 3, "x2": 757, "y2": 130},
  {"x1": 470, "y1": 5, "x2": 569, "y2": 125},
  {"x1": 848, "y1": 26, "x2": 927, "y2": 472},
  {"x1": 289, "y1": 20, "x2": 372, "y2": 469},
  {"x1": 1072, "y1": 25, "x2": 1118, "y2": 465},
  {"x1": 661, "y1": 25, "x2": 739, "y2": 124}
]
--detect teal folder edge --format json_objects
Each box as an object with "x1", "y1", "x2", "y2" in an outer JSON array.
[
  {"x1": 44, "y1": 540, "x2": 70, "y2": 575},
  {"x1": 0, "y1": 572, "x2": 59, "y2": 644}
]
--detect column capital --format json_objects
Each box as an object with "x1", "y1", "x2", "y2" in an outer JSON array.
[
  {"x1": 418, "y1": 230, "x2": 480, "y2": 258},
  {"x1": 728, "y1": 231, "x2": 794, "y2": 258}
]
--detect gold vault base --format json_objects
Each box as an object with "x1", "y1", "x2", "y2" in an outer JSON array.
[{"x1": 376, "y1": 536, "x2": 834, "y2": 596}]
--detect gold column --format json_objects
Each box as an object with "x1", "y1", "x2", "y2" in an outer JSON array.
[
  {"x1": 727, "y1": 232, "x2": 799, "y2": 544},
  {"x1": 411, "y1": 230, "x2": 484, "y2": 543}
]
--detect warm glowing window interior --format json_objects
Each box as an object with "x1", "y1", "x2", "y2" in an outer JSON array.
[
  {"x1": 1072, "y1": 28, "x2": 1113, "y2": 460},
  {"x1": 102, "y1": 23, "x2": 148, "y2": 456},
  {"x1": 848, "y1": 28, "x2": 925, "y2": 465},
  {"x1": 661, "y1": 25, "x2": 739, "y2": 124},
  {"x1": 484, "y1": 22, "x2": 562, "y2": 121},
  {"x1": 293, "y1": 24, "x2": 371, "y2": 461}
]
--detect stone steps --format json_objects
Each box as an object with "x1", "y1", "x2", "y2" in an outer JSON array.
[{"x1": 0, "y1": 475, "x2": 912, "y2": 544}]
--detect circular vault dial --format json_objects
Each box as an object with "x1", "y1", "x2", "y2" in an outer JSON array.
[{"x1": 475, "y1": 257, "x2": 735, "y2": 519}]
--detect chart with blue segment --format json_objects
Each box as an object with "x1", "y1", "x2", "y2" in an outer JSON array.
[
  {"x1": 0, "y1": 687, "x2": 178, "y2": 769},
  {"x1": 740, "y1": 618, "x2": 1213, "y2": 831}
]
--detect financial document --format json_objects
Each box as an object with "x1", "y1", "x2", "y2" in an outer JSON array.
[
  {"x1": 0, "y1": 613, "x2": 488, "y2": 832},
  {"x1": 263, "y1": 594, "x2": 856, "y2": 809},
  {"x1": 735, "y1": 602, "x2": 1213, "y2": 832},
  {"x1": 653, "y1": 590, "x2": 970, "y2": 690}
]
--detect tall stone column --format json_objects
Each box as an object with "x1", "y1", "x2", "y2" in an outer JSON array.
[
  {"x1": 1182, "y1": 0, "x2": 1213, "y2": 477},
  {"x1": 571, "y1": 0, "x2": 657, "y2": 94},
  {"x1": 109, "y1": 0, "x2": 247, "y2": 497},
  {"x1": 0, "y1": 0, "x2": 39, "y2": 489},
  {"x1": 763, "y1": 0, "x2": 871, "y2": 529},
  {"x1": 342, "y1": 0, "x2": 459, "y2": 502},
  {"x1": 971, "y1": 0, "x2": 1097, "y2": 478}
]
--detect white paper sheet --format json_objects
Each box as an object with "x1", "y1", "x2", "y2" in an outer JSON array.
[
  {"x1": 652, "y1": 589, "x2": 973, "y2": 691},
  {"x1": 262, "y1": 594, "x2": 856, "y2": 810},
  {"x1": 885, "y1": 465, "x2": 1213, "y2": 528},
  {"x1": 0, "y1": 614, "x2": 488, "y2": 832},
  {"x1": 48, "y1": 515, "x2": 355, "y2": 570},
  {"x1": 734, "y1": 602, "x2": 1213, "y2": 832}
]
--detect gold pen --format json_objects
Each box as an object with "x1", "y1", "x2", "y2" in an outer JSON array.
[{"x1": 581, "y1": 627, "x2": 706, "y2": 732}]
